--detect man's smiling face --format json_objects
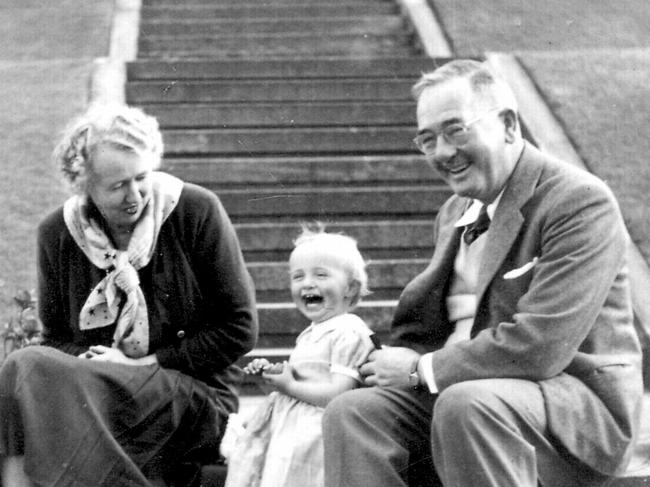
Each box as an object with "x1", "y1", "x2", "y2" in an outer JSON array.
[{"x1": 416, "y1": 78, "x2": 515, "y2": 204}]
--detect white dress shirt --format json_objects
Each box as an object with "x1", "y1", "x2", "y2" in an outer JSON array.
[{"x1": 418, "y1": 193, "x2": 503, "y2": 393}]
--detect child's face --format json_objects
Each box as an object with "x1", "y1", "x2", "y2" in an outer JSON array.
[{"x1": 289, "y1": 244, "x2": 355, "y2": 324}]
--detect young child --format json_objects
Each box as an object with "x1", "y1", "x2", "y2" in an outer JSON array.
[{"x1": 223, "y1": 226, "x2": 376, "y2": 487}]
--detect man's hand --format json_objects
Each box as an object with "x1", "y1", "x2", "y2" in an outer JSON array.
[{"x1": 360, "y1": 346, "x2": 421, "y2": 387}]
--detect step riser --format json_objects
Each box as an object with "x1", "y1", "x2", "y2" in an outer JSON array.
[
  {"x1": 143, "y1": 0, "x2": 392, "y2": 5},
  {"x1": 126, "y1": 58, "x2": 439, "y2": 79},
  {"x1": 140, "y1": 17, "x2": 405, "y2": 36},
  {"x1": 138, "y1": 47, "x2": 417, "y2": 60},
  {"x1": 249, "y1": 260, "x2": 428, "y2": 292},
  {"x1": 256, "y1": 288, "x2": 401, "y2": 302},
  {"x1": 236, "y1": 221, "x2": 436, "y2": 252},
  {"x1": 237, "y1": 232, "x2": 434, "y2": 264},
  {"x1": 141, "y1": 5, "x2": 398, "y2": 20},
  {"x1": 145, "y1": 103, "x2": 416, "y2": 128},
  {"x1": 162, "y1": 156, "x2": 437, "y2": 185},
  {"x1": 139, "y1": 34, "x2": 412, "y2": 52},
  {"x1": 244, "y1": 248, "x2": 431, "y2": 262},
  {"x1": 217, "y1": 187, "x2": 449, "y2": 218},
  {"x1": 127, "y1": 81, "x2": 414, "y2": 103},
  {"x1": 161, "y1": 128, "x2": 417, "y2": 154},
  {"x1": 256, "y1": 305, "x2": 394, "y2": 334}
]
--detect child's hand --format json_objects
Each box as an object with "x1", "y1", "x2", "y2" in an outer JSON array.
[
  {"x1": 244, "y1": 358, "x2": 271, "y2": 375},
  {"x1": 262, "y1": 362, "x2": 284, "y2": 374},
  {"x1": 262, "y1": 361, "x2": 294, "y2": 393}
]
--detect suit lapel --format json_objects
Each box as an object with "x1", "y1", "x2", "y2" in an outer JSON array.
[
  {"x1": 475, "y1": 143, "x2": 545, "y2": 305},
  {"x1": 431, "y1": 201, "x2": 465, "y2": 276}
]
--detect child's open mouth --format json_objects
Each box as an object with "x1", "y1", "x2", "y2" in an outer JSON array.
[{"x1": 302, "y1": 294, "x2": 324, "y2": 306}]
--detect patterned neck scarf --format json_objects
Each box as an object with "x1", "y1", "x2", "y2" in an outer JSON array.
[{"x1": 63, "y1": 171, "x2": 183, "y2": 358}]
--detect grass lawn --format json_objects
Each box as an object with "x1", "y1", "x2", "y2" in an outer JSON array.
[
  {"x1": 520, "y1": 49, "x2": 650, "y2": 264},
  {"x1": 0, "y1": 2, "x2": 113, "y2": 322},
  {"x1": 431, "y1": 0, "x2": 650, "y2": 266},
  {"x1": 431, "y1": 0, "x2": 650, "y2": 56}
]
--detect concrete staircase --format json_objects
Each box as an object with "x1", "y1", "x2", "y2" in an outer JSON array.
[
  {"x1": 127, "y1": 0, "x2": 649, "y2": 485},
  {"x1": 130, "y1": 0, "x2": 446, "y2": 398}
]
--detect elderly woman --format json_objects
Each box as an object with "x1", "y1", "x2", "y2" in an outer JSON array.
[{"x1": 0, "y1": 104, "x2": 258, "y2": 486}]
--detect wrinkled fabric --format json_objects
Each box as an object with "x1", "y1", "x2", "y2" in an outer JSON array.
[{"x1": 0, "y1": 346, "x2": 227, "y2": 486}]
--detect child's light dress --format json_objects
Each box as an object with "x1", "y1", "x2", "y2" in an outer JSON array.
[{"x1": 225, "y1": 313, "x2": 375, "y2": 487}]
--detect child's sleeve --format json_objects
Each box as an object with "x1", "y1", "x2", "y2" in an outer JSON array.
[{"x1": 329, "y1": 318, "x2": 375, "y2": 383}]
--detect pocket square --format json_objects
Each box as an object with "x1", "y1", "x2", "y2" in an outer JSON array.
[{"x1": 503, "y1": 257, "x2": 539, "y2": 279}]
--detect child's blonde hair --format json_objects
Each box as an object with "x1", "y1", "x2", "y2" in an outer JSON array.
[{"x1": 292, "y1": 224, "x2": 370, "y2": 308}]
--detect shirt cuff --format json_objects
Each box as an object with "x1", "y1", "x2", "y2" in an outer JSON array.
[
  {"x1": 331, "y1": 363, "x2": 363, "y2": 383},
  {"x1": 418, "y1": 353, "x2": 438, "y2": 394}
]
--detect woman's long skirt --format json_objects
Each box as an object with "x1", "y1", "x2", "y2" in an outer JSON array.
[{"x1": 0, "y1": 346, "x2": 231, "y2": 486}]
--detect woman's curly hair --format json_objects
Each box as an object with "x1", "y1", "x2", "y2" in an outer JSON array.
[{"x1": 52, "y1": 103, "x2": 163, "y2": 194}]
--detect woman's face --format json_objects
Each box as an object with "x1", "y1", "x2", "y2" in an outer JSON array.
[{"x1": 86, "y1": 144, "x2": 155, "y2": 231}]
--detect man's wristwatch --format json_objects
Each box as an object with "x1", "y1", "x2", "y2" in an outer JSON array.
[{"x1": 408, "y1": 358, "x2": 421, "y2": 388}]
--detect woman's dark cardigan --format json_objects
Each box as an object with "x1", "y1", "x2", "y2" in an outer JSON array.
[{"x1": 37, "y1": 182, "x2": 258, "y2": 405}]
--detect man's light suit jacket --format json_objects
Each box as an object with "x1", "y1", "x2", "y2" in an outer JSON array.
[{"x1": 390, "y1": 142, "x2": 643, "y2": 475}]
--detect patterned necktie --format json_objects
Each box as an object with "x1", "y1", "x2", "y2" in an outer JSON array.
[{"x1": 463, "y1": 204, "x2": 491, "y2": 245}]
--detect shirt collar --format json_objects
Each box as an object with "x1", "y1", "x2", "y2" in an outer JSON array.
[
  {"x1": 297, "y1": 314, "x2": 347, "y2": 342},
  {"x1": 454, "y1": 189, "x2": 505, "y2": 228}
]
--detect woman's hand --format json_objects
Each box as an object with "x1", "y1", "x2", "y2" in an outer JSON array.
[
  {"x1": 79, "y1": 345, "x2": 157, "y2": 366},
  {"x1": 84, "y1": 345, "x2": 132, "y2": 364}
]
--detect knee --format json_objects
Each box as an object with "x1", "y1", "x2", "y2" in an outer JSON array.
[
  {"x1": 2, "y1": 346, "x2": 53, "y2": 373},
  {"x1": 323, "y1": 388, "x2": 365, "y2": 430},
  {"x1": 0, "y1": 348, "x2": 44, "y2": 390},
  {"x1": 1, "y1": 347, "x2": 66, "y2": 387},
  {"x1": 433, "y1": 381, "x2": 500, "y2": 431},
  {"x1": 322, "y1": 388, "x2": 383, "y2": 436}
]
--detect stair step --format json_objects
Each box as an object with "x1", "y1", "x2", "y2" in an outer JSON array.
[
  {"x1": 235, "y1": 220, "x2": 435, "y2": 261},
  {"x1": 126, "y1": 57, "x2": 438, "y2": 80},
  {"x1": 140, "y1": 4, "x2": 398, "y2": 21},
  {"x1": 161, "y1": 126, "x2": 418, "y2": 154},
  {"x1": 162, "y1": 155, "x2": 436, "y2": 186},
  {"x1": 139, "y1": 16, "x2": 406, "y2": 36},
  {"x1": 145, "y1": 102, "x2": 416, "y2": 128},
  {"x1": 215, "y1": 185, "x2": 449, "y2": 221},
  {"x1": 138, "y1": 33, "x2": 414, "y2": 55},
  {"x1": 143, "y1": 0, "x2": 393, "y2": 6},
  {"x1": 138, "y1": 45, "x2": 416, "y2": 60},
  {"x1": 254, "y1": 300, "x2": 394, "y2": 337},
  {"x1": 128, "y1": 79, "x2": 415, "y2": 103},
  {"x1": 249, "y1": 259, "x2": 427, "y2": 301}
]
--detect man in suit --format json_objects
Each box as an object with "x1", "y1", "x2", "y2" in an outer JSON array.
[{"x1": 322, "y1": 59, "x2": 644, "y2": 486}]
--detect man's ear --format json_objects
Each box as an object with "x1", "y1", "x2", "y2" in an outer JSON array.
[{"x1": 502, "y1": 109, "x2": 518, "y2": 143}]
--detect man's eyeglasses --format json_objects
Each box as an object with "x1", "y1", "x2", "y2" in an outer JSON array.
[{"x1": 413, "y1": 107, "x2": 502, "y2": 155}]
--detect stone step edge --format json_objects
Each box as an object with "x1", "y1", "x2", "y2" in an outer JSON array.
[
  {"x1": 124, "y1": 57, "x2": 443, "y2": 80},
  {"x1": 139, "y1": 31, "x2": 411, "y2": 42},
  {"x1": 162, "y1": 156, "x2": 439, "y2": 185},
  {"x1": 256, "y1": 299, "x2": 397, "y2": 311}
]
